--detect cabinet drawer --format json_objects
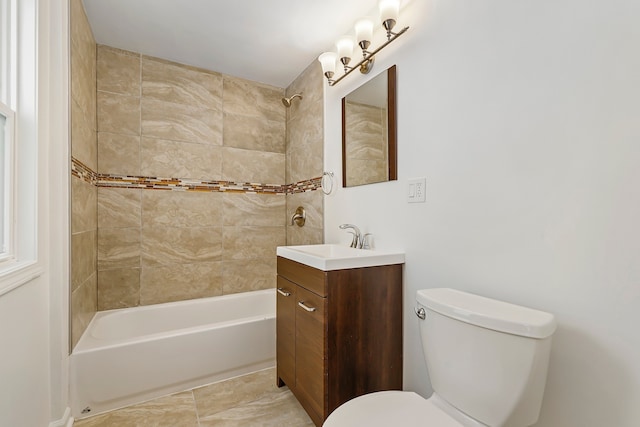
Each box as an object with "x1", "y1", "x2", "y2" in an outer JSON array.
[
  {"x1": 295, "y1": 286, "x2": 326, "y2": 420},
  {"x1": 277, "y1": 257, "x2": 326, "y2": 297}
]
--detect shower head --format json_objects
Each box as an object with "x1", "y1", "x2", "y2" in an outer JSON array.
[{"x1": 282, "y1": 93, "x2": 303, "y2": 107}]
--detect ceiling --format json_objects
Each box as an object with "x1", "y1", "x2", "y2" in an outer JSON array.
[{"x1": 82, "y1": 0, "x2": 380, "y2": 88}]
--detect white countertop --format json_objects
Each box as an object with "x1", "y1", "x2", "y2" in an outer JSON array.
[{"x1": 277, "y1": 244, "x2": 405, "y2": 271}]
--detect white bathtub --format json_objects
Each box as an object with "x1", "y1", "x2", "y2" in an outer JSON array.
[{"x1": 70, "y1": 289, "x2": 276, "y2": 419}]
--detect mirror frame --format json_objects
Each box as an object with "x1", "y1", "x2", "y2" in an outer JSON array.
[{"x1": 341, "y1": 65, "x2": 397, "y2": 188}]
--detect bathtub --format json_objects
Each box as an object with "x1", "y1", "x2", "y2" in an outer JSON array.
[{"x1": 70, "y1": 289, "x2": 276, "y2": 419}]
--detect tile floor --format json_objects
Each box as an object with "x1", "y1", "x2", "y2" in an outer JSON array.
[{"x1": 73, "y1": 368, "x2": 314, "y2": 427}]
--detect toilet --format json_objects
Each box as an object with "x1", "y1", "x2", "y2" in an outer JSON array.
[{"x1": 323, "y1": 288, "x2": 556, "y2": 427}]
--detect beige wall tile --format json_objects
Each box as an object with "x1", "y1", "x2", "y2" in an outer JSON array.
[
  {"x1": 98, "y1": 227, "x2": 141, "y2": 270},
  {"x1": 286, "y1": 110, "x2": 323, "y2": 184},
  {"x1": 142, "y1": 56, "x2": 223, "y2": 109},
  {"x1": 98, "y1": 188, "x2": 141, "y2": 229},
  {"x1": 287, "y1": 225, "x2": 323, "y2": 246},
  {"x1": 97, "y1": 45, "x2": 140, "y2": 96},
  {"x1": 222, "y1": 258, "x2": 276, "y2": 294},
  {"x1": 222, "y1": 147, "x2": 285, "y2": 184},
  {"x1": 223, "y1": 77, "x2": 285, "y2": 123},
  {"x1": 70, "y1": 0, "x2": 97, "y2": 352},
  {"x1": 71, "y1": 273, "x2": 97, "y2": 349},
  {"x1": 71, "y1": 98, "x2": 97, "y2": 171},
  {"x1": 71, "y1": 37, "x2": 96, "y2": 122},
  {"x1": 284, "y1": 58, "x2": 324, "y2": 248},
  {"x1": 223, "y1": 193, "x2": 285, "y2": 227},
  {"x1": 97, "y1": 268, "x2": 141, "y2": 310},
  {"x1": 223, "y1": 113, "x2": 285, "y2": 154},
  {"x1": 285, "y1": 150, "x2": 292, "y2": 185},
  {"x1": 286, "y1": 190, "x2": 323, "y2": 229},
  {"x1": 286, "y1": 61, "x2": 323, "y2": 123},
  {"x1": 140, "y1": 262, "x2": 223, "y2": 305},
  {"x1": 287, "y1": 91, "x2": 322, "y2": 131},
  {"x1": 97, "y1": 132, "x2": 141, "y2": 175},
  {"x1": 288, "y1": 140, "x2": 323, "y2": 184},
  {"x1": 97, "y1": 91, "x2": 141, "y2": 135},
  {"x1": 193, "y1": 368, "x2": 279, "y2": 418},
  {"x1": 141, "y1": 98, "x2": 222, "y2": 145},
  {"x1": 141, "y1": 190, "x2": 223, "y2": 227},
  {"x1": 285, "y1": 59, "x2": 323, "y2": 186},
  {"x1": 70, "y1": 0, "x2": 95, "y2": 66},
  {"x1": 71, "y1": 230, "x2": 97, "y2": 293},
  {"x1": 140, "y1": 137, "x2": 222, "y2": 180},
  {"x1": 70, "y1": 0, "x2": 97, "y2": 169},
  {"x1": 73, "y1": 391, "x2": 198, "y2": 427},
  {"x1": 70, "y1": 0, "x2": 96, "y2": 115},
  {"x1": 141, "y1": 226, "x2": 222, "y2": 266},
  {"x1": 72, "y1": 176, "x2": 97, "y2": 234},
  {"x1": 222, "y1": 226, "x2": 285, "y2": 260},
  {"x1": 287, "y1": 112, "x2": 323, "y2": 154}
]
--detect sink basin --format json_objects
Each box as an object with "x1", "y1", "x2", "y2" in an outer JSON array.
[{"x1": 277, "y1": 244, "x2": 405, "y2": 271}]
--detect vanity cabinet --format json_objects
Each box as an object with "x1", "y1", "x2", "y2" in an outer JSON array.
[{"x1": 276, "y1": 256, "x2": 403, "y2": 426}]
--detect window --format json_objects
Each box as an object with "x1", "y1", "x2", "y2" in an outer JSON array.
[
  {"x1": 0, "y1": 0, "x2": 39, "y2": 293},
  {"x1": 0, "y1": 104, "x2": 14, "y2": 261},
  {"x1": 0, "y1": 0, "x2": 16, "y2": 264}
]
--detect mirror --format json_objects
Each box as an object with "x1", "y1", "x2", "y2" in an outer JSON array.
[{"x1": 342, "y1": 65, "x2": 397, "y2": 187}]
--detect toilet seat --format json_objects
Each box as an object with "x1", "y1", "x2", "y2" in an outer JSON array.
[{"x1": 323, "y1": 391, "x2": 465, "y2": 427}]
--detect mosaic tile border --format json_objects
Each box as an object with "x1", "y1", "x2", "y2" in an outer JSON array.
[
  {"x1": 71, "y1": 157, "x2": 98, "y2": 185},
  {"x1": 71, "y1": 157, "x2": 322, "y2": 195}
]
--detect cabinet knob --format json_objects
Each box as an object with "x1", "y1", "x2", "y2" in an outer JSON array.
[
  {"x1": 277, "y1": 288, "x2": 291, "y2": 297},
  {"x1": 298, "y1": 301, "x2": 317, "y2": 312}
]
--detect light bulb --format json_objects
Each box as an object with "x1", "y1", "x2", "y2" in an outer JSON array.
[
  {"x1": 355, "y1": 18, "x2": 374, "y2": 52},
  {"x1": 318, "y1": 52, "x2": 337, "y2": 79},
  {"x1": 379, "y1": 0, "x2": 400, "y2": 34},
  {"x1": 336, "y1": 36, "x2": 355, "y2": 66}
]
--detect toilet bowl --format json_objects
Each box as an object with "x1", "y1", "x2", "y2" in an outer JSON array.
[
  {"x1": 323, "y1": 288, "x2": 556, "y2": 427},
  {"x1": 324, "y1": 391, "x2": 487, "y2": 427}
]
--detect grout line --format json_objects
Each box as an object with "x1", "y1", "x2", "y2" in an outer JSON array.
[{"x1": 190, "y1": 390, "x2": 202, "y2": 427}]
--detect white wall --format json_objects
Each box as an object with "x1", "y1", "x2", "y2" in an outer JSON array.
[
  {"x1": 324, "y1": 0, "x2": 640, "y2": 426},
  {"x1": 44, "y1": 0, "x2": 71, "y2": 423},
  {"x1": 0, "y1": 280, "x2": 51, "y2": 427}
]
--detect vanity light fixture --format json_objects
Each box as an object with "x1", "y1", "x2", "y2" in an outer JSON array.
[{"x1": 318, "y1": 0, "x2": 409, "y2": 86}]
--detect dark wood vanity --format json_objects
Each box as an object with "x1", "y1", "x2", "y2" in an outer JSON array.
[{"x1": 276, "y1": 256, "x2": 403, "y2": 426}]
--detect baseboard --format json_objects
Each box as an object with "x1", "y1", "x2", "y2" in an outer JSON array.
[{"x1": 49, "y1": 407, "x2": 73, "y2": 427}]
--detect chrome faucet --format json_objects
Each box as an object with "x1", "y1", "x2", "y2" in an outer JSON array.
[{"x1": 339, "y1": 224, "x2": 361, "y2": 248}]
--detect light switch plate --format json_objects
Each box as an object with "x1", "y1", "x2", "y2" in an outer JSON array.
[{"x1": 407, "y1": 177, "x2": 426, "y2": 203}]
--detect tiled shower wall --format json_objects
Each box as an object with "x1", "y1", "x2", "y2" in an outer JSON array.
[
  {"x1": 285, "y1": 62, "x2": 325, "y2": 245},
  {"x1": 95, "y1": 46, "x2": 288, "y2": 310},
  {"x1": 70, "y1": 0, "x2": 97, "y2": 348},
  {"x1": 70, "y1": 2, "x2": 324, "y2": 344}
]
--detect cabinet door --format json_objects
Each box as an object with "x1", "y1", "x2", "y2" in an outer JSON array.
[
  {"x1": 295, "y1": 285, "x2": 326, "y2": 421},
  {"x1": 276, "y1": 276, "x2": 296, "y2": 388}
]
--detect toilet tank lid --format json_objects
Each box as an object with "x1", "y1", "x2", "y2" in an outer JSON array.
[{"x1": 416, "y1": 288, "x2": 557, "y2": 339}]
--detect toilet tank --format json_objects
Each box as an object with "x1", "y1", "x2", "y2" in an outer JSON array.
[{"x1": 416, "y1": 288, "x2": 556, "y2": 427}]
